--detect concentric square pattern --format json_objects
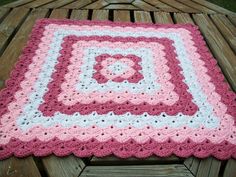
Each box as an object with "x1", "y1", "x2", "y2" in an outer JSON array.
[{"x1": 0, "y1": 19, "x2": 235, "y2": 160}]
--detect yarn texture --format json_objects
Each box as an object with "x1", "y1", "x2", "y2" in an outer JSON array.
[{"x1": 0, "y1": 19, "x2": 235, "y2": 160}]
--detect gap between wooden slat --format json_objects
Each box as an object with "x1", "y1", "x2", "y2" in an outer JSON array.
[
  {"x1": 40, "y1": 0, "x2": 76, "y2": 9},
  {"x1": 3, "y1": 0, "x2": 35, "y2": 8},
  {"x1": 0, "y1": 8, "x2": 30, "y2": 57},
  {"x1": 210, "y1": 14, "x2": 236, "y2": 53},
  {"x1": 192, "y1": 14, "x2": 236, "y2": 91},
  {"x1": 0, "y1": 8, "x2": 11, "y2": 23},
  {"x1": 0, "y1": 8, "x2": 49, "y2": 82}
]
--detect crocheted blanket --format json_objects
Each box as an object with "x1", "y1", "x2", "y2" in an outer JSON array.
[{"x1": 0, "y1": 19, "x2": 235, "y2": 160}]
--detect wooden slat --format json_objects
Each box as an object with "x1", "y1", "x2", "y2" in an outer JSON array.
[
  {"x1": 49, "y1": 9, "x2": 69, "y2": 18},
  {"x1": 0, "y1": 157, "x2": 41, "y2": 177},
  {"x1": 0, "y1": 8, "x2": 49, "y2": 81},
  {"x1": 134, "y1": 11, "x2": 152, "y2": 23},
  {"x1": 40, "y1": 0, "x2": 75, "y2": 9},
  {"x1": 114, "y1": 10, "x2": 130, "y2": 22},
  {"x1": 82, "y1": 0, "x2": 109, "y2": 9},
  {"x1": 196, "y1": 157, "x2": 221, "y2": 177},
  {"x1": 0, "y1": 8, "x2": 10, "y2": 23},
  {"x1": 22, "y1": 0, "x2": 55, "y2": 8},
  {"x1": 104, "y1": 4, "x2": 139, "y2": 10},
  {"x1": 191, "y1": 0, "x2": 235, "y2": 15},
  {"x1": 228, "y1": 15, "x2": 236, "y2": 27},
  {"x1": 0, "y1": 8, "x2": 29, "y2": 56},
  {"x1": 154, "y1": 12, "x2": 173, "y2": 24},
  {"x1": 184, "y1": 157, "x2": 200, "y2": 176},
  {"x1": 92, "y1": 10, "x2": 109, "y2": 20},
  {"x1": 158, "y1": 0, "x2": 199, "y2": 13},
  {"x1": 105, "y1": 0, "x2": 133, "y2": 3},
  {"x1": 80, "y1": 165, "x2": 194, "y2": 177},
  {"x1": 173, "y1": 13, "x2": 194, "y2": 24},
  {"x1": 63, "y1": 0, "x2": 96, "y2": 9},
  {"x1": 42, "y1": 155, "x2": 85, "y2": 177},
  {"x1": 132, "y1": 0, "x2": 159, "y2": 11},
  {"x1": 208, "y1": 158, "x2": 221, "y2": 177},
  {"x1": 3, "y1": 0, "x2": 34, "y2": 7},
  {"x1": 90, "y1": 156, "x2": 182, "y2": 165},
  {"x1": 144, "y1": 0, "x2": 180, "y2": 12},
  {"x1": 223, "y1": 159, "x2": 236, "y2": 177},
  {"x1": 70, "y1": 10, "x2": 89, "y2": 20},
  {"x1": 211, "y1": 14, "x2": 236, "y2": 53},
  {"x1": 193, "y1": 14, "x2": 236, "y2": 91},
  {"x1": 176, "y1": 0, "x2": 215, "y2": 14}
]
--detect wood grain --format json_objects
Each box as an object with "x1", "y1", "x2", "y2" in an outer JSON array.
[
  {"x1": 223, "y1": 159, "x2": 236, "y2": 177},
  {"x1": 83, "y1": 0, "x2": 109, "y2": 9},
  {"x1": 144, "y1": 0, "x2": 180, "y2": 12},
  {"x1": 104, "y1": 4, "x2": 139, "y2": 10},
  {"x1": 184, "y1": 157, "x2": 200, "y2": 176},
  {"x1": 0, "y1": 8, "x2": 29, "y2": 56},
  {"x1": 63, "y1": 0, "x2": 96, "y2": 9},
  {"x1": 193, "y1": 14, "x2": 236, "y2": 91},
  {"x1": 41, "y1": 0, "x2": 75, "y2": 9},
  {"x1": 154, "y1": 12, "x2": 173, "y2": 24},
  {"x1": 159, "y1": 0, "x2": 199, "y2": 13},
  {"x1": 0, "y1": 8, "x2": 49, "y2": 81},
  {"x1": 22, "y1": 0, "x2": 55, "y2": 8},
  {"x1": 3, "y1": 0, "x2": 35, "y2": 8},
  {"x1": 176, "y1": 0, "x2": 215, "y2": 14},
  {"x1": 0, "y1": 157, "x2": 41, "y2": 177},
  {"x1": 192, "y1": 0, "x2": 235, "y2": 15},
  {"x1": 49, "y1": 9, "x2": 69, "y2": 18},
  {"x1": 173, "y1": 13, "x2": 194, "y2": 24},
  {"x1": 90, "y1": 156, "x2": 182, "y2": 165},
  {"x1": 196, "y1": 157, "x2": 221, "y2": 177},
  {"x1": 0, "y1": 8, "x2": 10, "y2": 23},
  {"x1": 80, "y1": 165, "x2": 194, "y2": 177},
  {"x1": 42, "y1": 155, "x2": 85, "y2": 177},
  {"x1": 114, "y1": 10, "x2": 130, "y2": 22},
  {"x1": 70, "y1": 10, "x2": 89, "y2": 20},
  {"x1": 134, "y1": 11, "x2": 152, "y2": 22},
  {"x1": 228, "y1": 15, "x2": 236, "y2": 27},
  {"x1": 211, "y1": 14, "x2": 236, "y2": 53},
  {"x1": 92, "y1": 10, "x2": 109, "y2": 20},
  {"x1": 132, "y1": 0, "x2": 159, "y2": 11}
]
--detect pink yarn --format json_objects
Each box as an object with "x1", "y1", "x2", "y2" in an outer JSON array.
[{"x1": 0, "y1": 19, "x2": 235, "y2": 160}]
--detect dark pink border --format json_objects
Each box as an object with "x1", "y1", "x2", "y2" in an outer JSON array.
[
  {"x1": 0, "y1": 19, "x2": 235, "y2": 160},
  {"x1": 40, "y1": 35, "x2": 197, "y2": 116}
]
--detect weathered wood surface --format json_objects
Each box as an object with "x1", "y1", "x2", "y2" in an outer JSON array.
[
  {"x1": 0, "y1": 8, "x2": 29, "y2": 56},
  {"x1": 0, "y1": 157, "x2": 41, "y2": 177},
  {"x1": 0, "y1": 8, "x2": 49, "y2": 82},
  {"x1": 0, "y1": 1, "x2": 236, "y2": 176},
  {"x1": 2, "y1": 0, "x2": 235, "y2": 14},
  {"x1": 42, "y1": 155, "x2": 86, "y2": 177},
  {"x1": 80, "y1": 165, "x2": 194, "y2": 177},
  {"x1": 90, "y1": 156, "x2": 182, "y2": 165},
  {"x1": 211, "y1": 14, "x2": 236, "y2": 53},
  {"x1": 193, "y1": 14, "x2": 236, "y2": 91}
]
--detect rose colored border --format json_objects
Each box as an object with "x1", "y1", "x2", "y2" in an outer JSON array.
[
  {"x1": 0, "y1": 19, "x2": 235, "y2": 160},
  {"x1": 40, "y1": 35, "x2": 197, "y2": 116}
]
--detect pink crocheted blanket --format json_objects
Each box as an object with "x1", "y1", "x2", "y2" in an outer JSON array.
[{"x1": 0, "y1": 19, "x2": 236, "y2": 160}]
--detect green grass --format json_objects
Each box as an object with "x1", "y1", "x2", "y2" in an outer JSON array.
[
  {"x1": 207, "y1": 0, "x2": 236, "y2": 12},
  {"x1": 0, "y1": 0, "x2": 17, "y2": 6}
]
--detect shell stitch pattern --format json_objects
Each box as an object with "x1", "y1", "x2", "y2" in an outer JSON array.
[{"x1": 0, "y1": 19, "x2": 236, "y2": 160}]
